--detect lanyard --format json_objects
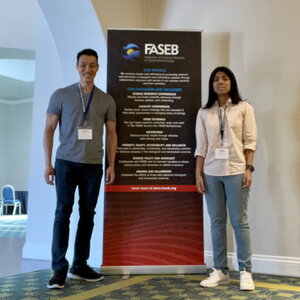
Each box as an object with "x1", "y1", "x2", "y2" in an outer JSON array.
[
  {"x1": 77, "y1": 82, "x2": 95, "y2": 124},
  {"x1": 218, "y1": 106, "x2": 227, "y2": 141}
]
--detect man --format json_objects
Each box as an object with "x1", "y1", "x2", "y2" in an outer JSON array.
[{"x1": 44, "y1": 49, "x2": 117, "y2": 289}]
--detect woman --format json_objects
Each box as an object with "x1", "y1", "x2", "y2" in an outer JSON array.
[{"x1": 195, "y1": 66, "x2": 257, "y2": 291}]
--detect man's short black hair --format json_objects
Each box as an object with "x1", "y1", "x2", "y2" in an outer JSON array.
[{"x1": 77, "y1": 49, "x2": 98, "y2": 63}]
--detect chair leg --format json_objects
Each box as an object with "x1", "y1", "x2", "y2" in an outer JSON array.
[{"x1": 13, "y1": 205, "x2": 16, "y2": 216}]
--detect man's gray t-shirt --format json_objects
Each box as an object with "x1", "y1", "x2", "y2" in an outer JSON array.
[{"x1": 47, "y1": 83, "x2": 116, "y2": 164}]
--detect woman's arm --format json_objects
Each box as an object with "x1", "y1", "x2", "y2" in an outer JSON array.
[
  {"x1": 195, "y1": 155, "x2": 205, "y2": 194},
  {"x1": 242, "y1": 149, "x2": 254, "y2": 188},
  {"x1": 242, "y1": 103, "x2": 257, "y2": 188}
]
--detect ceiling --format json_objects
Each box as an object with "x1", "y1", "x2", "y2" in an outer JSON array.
[{"x1": 0, "y1": 48, "x2": 35, "y2": 102}]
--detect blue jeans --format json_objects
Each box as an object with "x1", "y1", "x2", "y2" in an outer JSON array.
[
  {"x1": 52, "y1": 159, "x2": 103, "y2": 271},
  {"x1": 203, "y1": 174, "x2": 252, "y2": 272}
]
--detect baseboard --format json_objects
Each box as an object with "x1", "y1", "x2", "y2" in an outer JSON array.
[
  {"x1": 101, "y1": 265, "x2": 207, "y2": 275},
  {"x1": 22, "y1": 244, "x2": 300, "y2": 277},
  {"x1": 204, "y1": 251, "x2": 300, "y2": 277}
]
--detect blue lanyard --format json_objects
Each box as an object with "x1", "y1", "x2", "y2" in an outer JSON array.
[{"x1": 78, "y1": 83, "x2": 95, "y2": 124}]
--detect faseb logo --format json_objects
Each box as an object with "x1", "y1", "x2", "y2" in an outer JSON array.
[
  {"x1": 122, "y1": 43, "x2": 141, "y2": 61},
  {"x1": 145, "y1": 43, "x2": 179, "y2": 55}
]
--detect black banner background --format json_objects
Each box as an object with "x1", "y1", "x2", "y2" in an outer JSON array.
[{"x1": 103, "y1": 30, "x2": 204, "y2": 271}]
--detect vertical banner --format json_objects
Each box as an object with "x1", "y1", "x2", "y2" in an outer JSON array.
[{"x1": 103, "y1": 29, "x2": 204, "y2": 274}]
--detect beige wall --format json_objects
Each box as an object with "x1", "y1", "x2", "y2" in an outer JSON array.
[
  {"x1": 92, "y1": 0, "x2": 143, "y2": 39},
  {"x1": 92, "y1": 0, "x2": 300, "y2": 273},
  {"x1": 92, "y1": 0, "x2": 170, "y2": 39}
]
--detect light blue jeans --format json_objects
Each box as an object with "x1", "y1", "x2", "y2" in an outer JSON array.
[{"x1": 203, "y1": 174, "x2": 252, "y2": 272}]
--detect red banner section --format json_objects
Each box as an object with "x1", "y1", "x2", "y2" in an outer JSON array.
[{"x1": 103, "y1": 192, "x2": 203, "y2": 266}]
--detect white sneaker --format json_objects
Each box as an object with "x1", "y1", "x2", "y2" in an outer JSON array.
[
  {"x1": 240, "y1": 270, "x2": 255, "y2": 291},
  {"x1": 200, "y1": 268, "x2": 230, "y2": 287}
]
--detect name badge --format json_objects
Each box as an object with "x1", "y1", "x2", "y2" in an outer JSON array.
[
  {"x1": 78, "y1": 127, "x2": 93, "y2": 140},
  {"x1": 215, "y1": 148, "x2": 229, "y2": 160}
]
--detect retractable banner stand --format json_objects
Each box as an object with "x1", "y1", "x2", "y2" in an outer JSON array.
[{"x1": 102, "y1": 29, "x2": 204, "y2": 274}]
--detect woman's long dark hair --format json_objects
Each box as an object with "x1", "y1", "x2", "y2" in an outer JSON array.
[{"x1": 204, "y1": 66, "x2": 243, "y2": 109}]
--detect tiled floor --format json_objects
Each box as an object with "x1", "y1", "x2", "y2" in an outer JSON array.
[
  {"x1": 0, "y1": 215, "x2": 27, "y2": 238},
  {"x1": 1, "y1": 270, "x2": 300, "y2": 299},
  {"x1": 0, "y1": 215, "x2": 51, "y2": 278}
]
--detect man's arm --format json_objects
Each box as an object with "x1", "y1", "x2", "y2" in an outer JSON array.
[
  {"x1": 105, "y1": 120, "x2": 118, "y2": 184},
  {"x1": 43, "y1": 113, "x2": 59, "y2": 185}
]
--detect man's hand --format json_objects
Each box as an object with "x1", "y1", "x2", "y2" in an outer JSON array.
[
  {"x1": 44, "y1": 165, "x2": 55, "y2": 185},
  {"x1": 105, "y1": 165, "x2": 115, "y2": 185},
  {"x1": 43, "y1": 113, "x2": 59, "y2": 186},
  {"x1": 196, "y1": 175, "x2": 205, "y2": 194}
]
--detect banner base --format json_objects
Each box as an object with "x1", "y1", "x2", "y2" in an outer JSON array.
[{"x1": 100, "y1": 265, "x2": 206, "y2": 275}]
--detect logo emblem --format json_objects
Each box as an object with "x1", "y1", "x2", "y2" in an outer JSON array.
[{"x1": 122, "y1": 43, "x2": 141, "y2": 61}]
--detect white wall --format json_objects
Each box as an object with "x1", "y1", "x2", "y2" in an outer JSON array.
[
  {"x1": 0, "y1": 0, "x2": 36, "y2": 50},
  {"x1": 0, "y1": 102, "x2": 33, "y2": 191},
  {"x1": 0, "y1": 103, "x2": 9, "y2": 187},
  {"x1": 23, "y1": 0, "x2": 108, "y2": 268},
  {"x1": 7, "y1": 102, "x2": 33, "y2": 190},
  {"x1": 23, "y1": 5, "x2": 63, "y2": 260},
  {"x1": 0, "y1": 0, "x2": 36, "y2": 191}
]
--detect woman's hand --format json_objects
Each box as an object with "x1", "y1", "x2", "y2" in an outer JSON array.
[
  {"x1": 196, "y1": 175, "x2": 205, "y2": 194},
  {"x1": 242, "y1": 170, "x2": 252, "y2": 188}
]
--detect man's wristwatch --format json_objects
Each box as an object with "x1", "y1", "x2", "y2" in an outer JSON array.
[{"x1": 246, "y1": 165, "x2": 255, "y2": 172}]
